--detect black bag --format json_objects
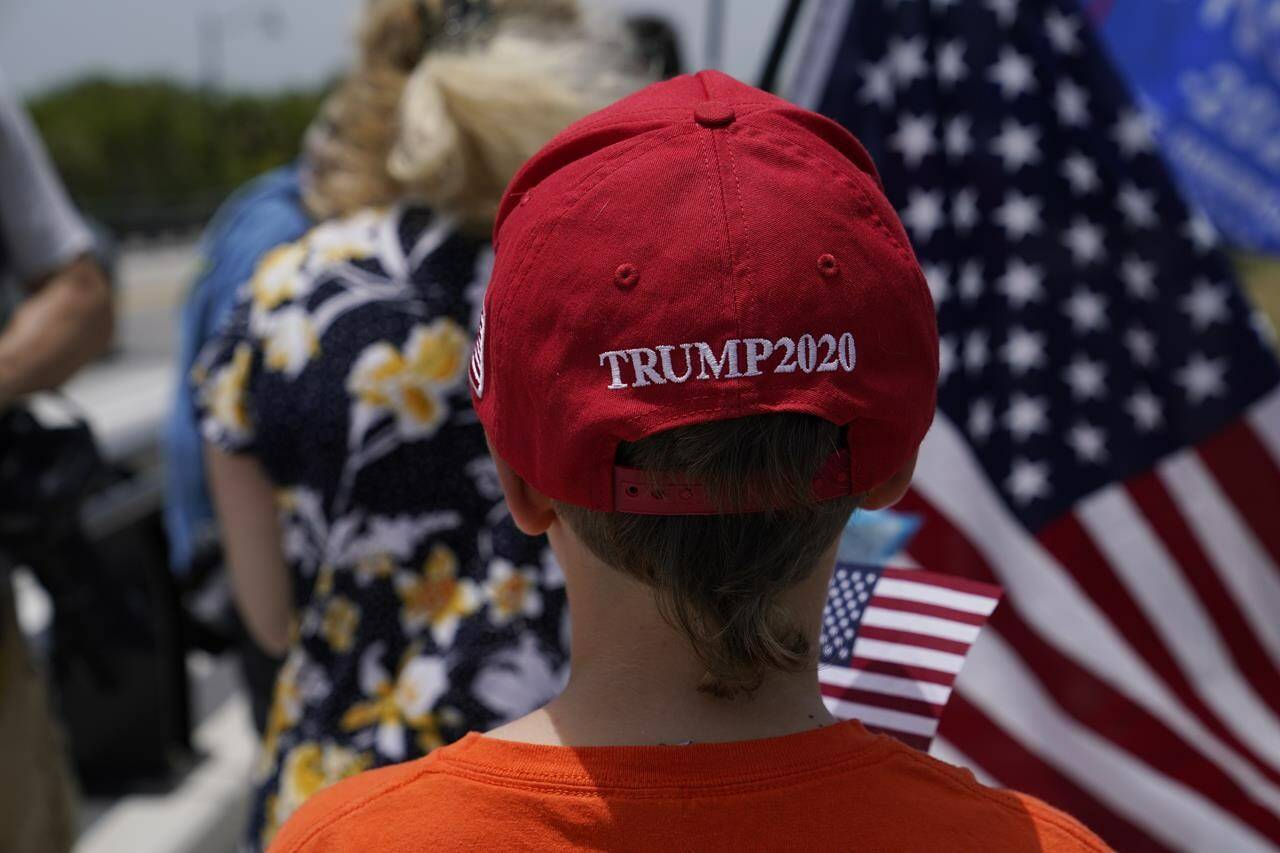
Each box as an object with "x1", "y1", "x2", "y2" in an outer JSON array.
[
  {"x1": 0, "y1": 405, "x2": 101, "y2": 530},
  {"x1": 0, "y1": 404, "x2": 107, "y2": 656},
  {"x1": 0, "y1": 403, "x2": 189, "y2": 791}
]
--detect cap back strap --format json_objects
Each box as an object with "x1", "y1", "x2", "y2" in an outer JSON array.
[{"x1": 612, "y1": 449, "x2": 854, "y2": 515}]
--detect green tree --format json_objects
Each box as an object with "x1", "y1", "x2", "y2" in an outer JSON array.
[{"x1": 27, "y1": 77, "x2": 325, "y2": 234}]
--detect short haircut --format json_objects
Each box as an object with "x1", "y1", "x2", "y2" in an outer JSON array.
[{"x1": 554, "y1": 414, "x2": 859, "y2": 698}]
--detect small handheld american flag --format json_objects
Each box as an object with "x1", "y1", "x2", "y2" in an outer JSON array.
[{"x1": 820, "y1": 564, "x2": 1002, "y2": 751}]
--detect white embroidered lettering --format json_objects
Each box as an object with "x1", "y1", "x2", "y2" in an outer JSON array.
[
  {"x1": 600, "y1": 350, "x2": 629, "y2": 390},
  {"x1": 469, "y1": 307, "x2": 486, "y2": 397},
  {"x1": 658, "y1": 343, "x2": 695, "y2": 383},
  {"x1": 695, "y1": 340, "x2": 740, "y2": 379},
  {"x1": 600, "y1": 332, "x2": 856, "y2": 389},
  {"x1": 816, "y1": 333, "x2": 839, "y2": 372},
  {"x1": 838, "y1": 332, "x2": 856, "y2": 371},
  {"x1": 743, "y1": 338, "x2": 774, "y2": 377},
  {"x1": 774, "y1": 336, "x2": 797, "y2": 373},
  {"x1": 796, "y1": 333, "x2": 818, "y2": 373},
  {"x1": 627, "y1": 348, "x2": 666, "y2": 387}
]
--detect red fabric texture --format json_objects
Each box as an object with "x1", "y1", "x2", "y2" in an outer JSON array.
[
  {"x1": 471, "y1": 71, "x2": 939, "y2": 510},
  {"x1": 269, "y1": 721, "x2": 1108, "y2": 852}
]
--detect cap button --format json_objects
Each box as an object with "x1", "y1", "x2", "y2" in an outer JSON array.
[{"x1": 694, "y1": 102, "x2": 735, "y2": 129}]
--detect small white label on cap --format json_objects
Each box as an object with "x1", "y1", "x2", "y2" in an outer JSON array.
[
  {"x1": 470, "y1": 307, "x2": 486, "y2": 398},
  {"x1": 597, "y1": 332, "x2": 856, "y2": 390}
]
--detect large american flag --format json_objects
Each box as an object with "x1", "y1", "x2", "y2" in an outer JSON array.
[
  {"x1": 790, "y1": 1, "x2": 1280, "y2": 850},
  {"x1": 820, "y1": 564, "x2": 1002, "y2": 751}
]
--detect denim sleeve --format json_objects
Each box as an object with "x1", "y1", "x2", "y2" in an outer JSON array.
[{"x1": 163, "y1": 167, "x2": 311, "y2": 571}]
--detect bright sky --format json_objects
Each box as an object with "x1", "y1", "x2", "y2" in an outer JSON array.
[{"x1": 0, "y1": 0, "x2": 787, "y2": 97}]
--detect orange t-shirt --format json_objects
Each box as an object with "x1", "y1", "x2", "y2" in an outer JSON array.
[{"x1": 270, "y1": 721, "x2": 1109, "y2": 852}]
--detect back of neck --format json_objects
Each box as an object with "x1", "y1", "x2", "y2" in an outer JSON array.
[{"x1": 487, "y1": 528, "x2": 839, "y2": 747}]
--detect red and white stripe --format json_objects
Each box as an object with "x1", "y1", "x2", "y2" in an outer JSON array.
[
  {"x1": 900, "y1": 387, "x2": 1280, "y2": 851},
  {"x1": 820, "y1": 568, "x2": 1001, "y2": 752}
]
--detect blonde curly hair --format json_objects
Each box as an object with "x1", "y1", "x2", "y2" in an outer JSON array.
[{"x1": 302, "y1": 0, "x2": 650, "y2": 227}]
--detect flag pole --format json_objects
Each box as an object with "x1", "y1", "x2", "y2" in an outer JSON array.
[{"x1": 758, "y1": 0, "x2": 807, "y2": 93}]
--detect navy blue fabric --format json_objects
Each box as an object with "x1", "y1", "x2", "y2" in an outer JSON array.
[{"x1": 191, "y1": 205, "x2": 564, "y2": 849}]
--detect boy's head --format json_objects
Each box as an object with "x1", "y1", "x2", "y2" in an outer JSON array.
[{"x1": 472, "y1": 71, "x2": 937, "y2": 696}]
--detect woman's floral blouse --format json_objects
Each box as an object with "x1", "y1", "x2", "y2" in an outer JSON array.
[{"x1": 192, "y1": 206, "x2": 568, "y2": 850}]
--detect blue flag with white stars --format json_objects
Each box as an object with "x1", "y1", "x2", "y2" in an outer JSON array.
[{"x1": 800, "y1": 0, "x2": 1279, "y2": 531}]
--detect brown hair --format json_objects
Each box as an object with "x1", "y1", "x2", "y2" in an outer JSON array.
[{"x1": 554, "y1": 414, "x2": 859, "y2": 699}]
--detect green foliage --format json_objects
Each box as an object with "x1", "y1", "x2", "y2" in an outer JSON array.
[{"x1": 26, "y1": 77, "x2": 325, "y2": 233}]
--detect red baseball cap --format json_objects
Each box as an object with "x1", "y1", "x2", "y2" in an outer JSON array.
[{"x1": 471, "y1": 71, "x2": 937, "y2": 514}]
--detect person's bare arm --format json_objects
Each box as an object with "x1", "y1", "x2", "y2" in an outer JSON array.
[
  {"x1": 0, "y1": 254, "x2": 112, "y2": 408},
  {"x1": 205, "y1": 442, "x2": 293, "y2": 657}
]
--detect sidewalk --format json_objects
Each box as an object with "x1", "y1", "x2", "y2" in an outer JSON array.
[{"x1": 75, "y1": 656, "x2": 258, "y2": 853}]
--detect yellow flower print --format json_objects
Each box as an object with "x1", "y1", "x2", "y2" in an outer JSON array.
[
  {"x1": 262, "y1": 742, "x2": 372, "y2": 848},
  {"x1": 263, "y1": 307, "x2": 320, "y2": 378},
  {"x1": 306, "y1": 209, "x2": 382, "y2": 266},
  {"x1": 355, "y1": 552, "x2": 396, "y2": 585},
  {"x1": 314, "y1": 563, "x2": 336, "y2": 599},
  {"x1": 281, "y1": 742, "x2": 327, "y2": 805},
  {"x1": 251, "y1": 242, "x2": 308, "y2": 312},
  {"x1": 323, "y1": 743, "x2": 373, "y2": 781},
  {"x1": 398, "y1": 385, "x2": 440, "y2": 432},
  {"x1": 341, "y1": 643, "x2": 448, "y2": 760},
  {"x1": 321, "y1": 597, "x2": 360, "y2": 653},
  {"x1": 275, "y1": 487, "x2": 302, "y2": 513},
  {"x1": 483, "y1": 559, "x2": 543, "y2": 626},
  {"x1": 201, "y1": 342, "x2": 254, "y2": 440},
  {"x1": 258, "y1": 653, "x2": 306, "y2": 777},
  {"x1": 404, "y1": 319, "x2": 468, "y2": 386},
  {"x1": 260, "y1": 793, "x2": 282, "y2": 850},
  {"x1": 347, "y1": 342, "x2": 405, "y2": 408},
  {"x1": 396, "y1": 544, "x2": 480, "y2": 647},
  {"x1": 344, "y1": 319, "x2": 470, "y2": 440}
]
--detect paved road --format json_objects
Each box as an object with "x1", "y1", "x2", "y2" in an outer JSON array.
[{"x1": 114, "y1": 238, "x2": 200, "y2": 359}]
